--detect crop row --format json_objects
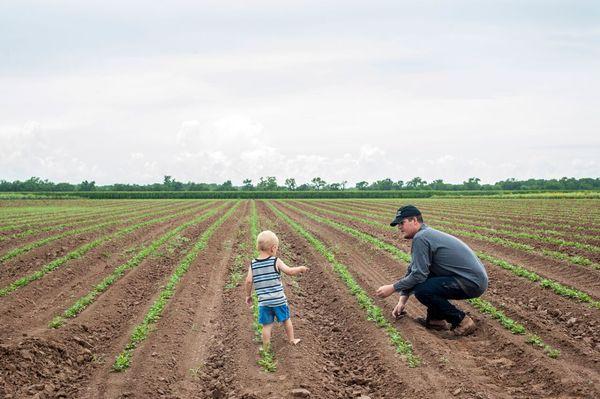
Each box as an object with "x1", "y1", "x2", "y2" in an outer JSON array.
[
  {"x1": 0, "y1": 201, "x2": 206, "y2": 263},
  {"x1": 367, "y1": 199, "x2": 600, "y2": 233},
  {"x1": 112, "y1": 202, "x2": 240, "y2": 371},
  {"x1": 0, "y1": 200, "x2": 188, "y2": 234},
  {"x1": 335, "y1": 200, "x2": 600, "y2": 240},
  {"x1": 0, "y1": 201, "x2": 152, "y2": 231},
  {"x1": 383, "y1": 197, "x2": 600, "y2": 218},
  {"x1": 0, "y1": 203, "x2": 123, "y2": 220},
  {"x1": 272, "y1": 201, "x2": 561, "y2": 358},
  {"x1": 49, "y1": 203, "x2": 228, "y2": 328},
  {"x1": 290, "y1": 201, "x2": 599, "y2": 308},
  {"x1": 318, "y1": 201, "x2": 600, "y2": 269},
  {"x1": 0, "y1": 202, "x2": 217, "y2": 297},
  {"x1": 361, "y1": 200, "x2": 600, "y2": 245},
  {"x1": 0, "y1": 201, "x2": 188, "y2": 246},
  {"x1": 249, "y1": 202, "x2": 279, "y2": 372},
  {"x1": 267, "y1": 202, "x2": 420, "y2": 367}
]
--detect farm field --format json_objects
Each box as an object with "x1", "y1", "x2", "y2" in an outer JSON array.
[{"x1": 0, "y1": 198, "x2": 599, "y2": 398}]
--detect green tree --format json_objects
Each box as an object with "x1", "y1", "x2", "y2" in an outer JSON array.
[
  {"x1": 406, "y1": 177, "x2": 426, "y2": 189},
  {"x1": 257, "y1": 176, "x2": 278, "y2": 190},
  {"x1": 78, "y1": 180, "x2": 96, "y2": 191},
  {"x1": 463, "y1": 177, "x2": 481, "y2": 190},
  {"x1": 311, "y1": 177, "x2": 326, "y2": 190},
  {"x1": 285, "y1": 178, "x2": 296, "y2": 191},
  {"x1": 428, "y1": 179, "x2": 446, "y2": 190},
  {"x1": 217, "y1": 180, "x2": 233, "y2": 191},
  {"x1": 355, "y1": 181, "x2": 369, "y2": 190},
  {"x1": 242, "y1": 178, "x2": 253, "y2": 190}
]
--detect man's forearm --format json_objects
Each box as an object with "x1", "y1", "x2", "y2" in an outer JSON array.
[
  {"x1": 393, "y1": 279, "x2": 413, "y2": 294},
  {"x1": 398, "y1": 295, "x2": 409, "y2": 306}
]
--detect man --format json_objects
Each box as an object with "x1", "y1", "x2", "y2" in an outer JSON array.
[{"x1": 375, "y1": 205, "x2": 488, "y2": 336}]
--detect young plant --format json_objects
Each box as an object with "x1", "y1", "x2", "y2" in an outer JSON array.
[
  {"x1": 49, "y1": 204, "x2": 225, "y2": 328},
  {"x1": 112, "y1": 202, "x2": 239, "y2": 371},
  {"x1": 268, "y1": 202, "x2": 420, "y2": 367}
]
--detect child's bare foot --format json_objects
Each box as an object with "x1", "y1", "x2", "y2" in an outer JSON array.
[{"x1": 290, "y1": 338, "x2": 301, "y2": 345}]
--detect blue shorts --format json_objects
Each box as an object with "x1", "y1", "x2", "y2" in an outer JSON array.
[{"x1": 258, "y1": 304, "x2": 290, "y2": 325}]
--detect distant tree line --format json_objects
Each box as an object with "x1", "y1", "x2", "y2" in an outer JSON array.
[{"x1": 1, "y1": 176, "x2": 599, "y2": 192}]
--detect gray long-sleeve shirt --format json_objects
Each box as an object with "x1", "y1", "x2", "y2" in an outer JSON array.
[{"x1": 393, "y1": 224, "x2": 488, "y2": 297}]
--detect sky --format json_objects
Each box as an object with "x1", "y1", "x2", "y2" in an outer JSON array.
[{"x1": 1, "y1": 0, "x2": 599, "y2": 186}]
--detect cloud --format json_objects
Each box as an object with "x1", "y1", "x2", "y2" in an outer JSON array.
[
  {"x1": 1, "y1": 2, "x2": 598, "y2": 185},
  {"x1": 0, "y1": 121, "x2": 104, "y2": 182}
]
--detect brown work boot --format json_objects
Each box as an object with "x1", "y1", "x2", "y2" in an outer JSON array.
[
  {"x1": 416, "y1": 317, "x2": 450, "y2": 331},
  {"x1": 453, "y1": 316, "x2": 476, "y2": 336}
]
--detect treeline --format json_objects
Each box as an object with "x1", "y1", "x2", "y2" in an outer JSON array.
[{"x1": 1, "y1": 176, "x2": 599, "y2": 192}]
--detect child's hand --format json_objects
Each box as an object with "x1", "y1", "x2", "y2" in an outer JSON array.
[
  {"x1": 245, "y1": 296, "x2": 253, "y2": 307},
  {"x1": 299, "y1": 266, "x2": 309, "y2": 273}
]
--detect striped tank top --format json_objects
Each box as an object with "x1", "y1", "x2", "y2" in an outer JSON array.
[{"x1": 251, "y1": 256, "x2": 287, "y2": 307}]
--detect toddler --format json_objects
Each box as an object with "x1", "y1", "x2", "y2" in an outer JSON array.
[{"x1": 245, "y1": 230, "x2": 308, "y2": 349}]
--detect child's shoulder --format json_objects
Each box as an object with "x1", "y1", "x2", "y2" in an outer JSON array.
[{"x1": 251, "y1": 256, "x2": 277, "y2": 263}]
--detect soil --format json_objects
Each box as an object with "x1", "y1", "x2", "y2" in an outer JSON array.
[
  {"x1": 310, "y1": 200, "x2": 600, "y2": 292},
  {"x1": 1, "y1": 199, "x2": 599, "y2": 398}
]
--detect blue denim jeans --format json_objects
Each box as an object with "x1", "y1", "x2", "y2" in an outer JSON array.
[{"x1": 413, "y1": 276, "x2": 477, "y2": 328}]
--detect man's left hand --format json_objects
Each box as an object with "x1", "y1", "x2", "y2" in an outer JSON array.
[{"x1": 375, "y1": 284, "x2": 395, "y2": 298}]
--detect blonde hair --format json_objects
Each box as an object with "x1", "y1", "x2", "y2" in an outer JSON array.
[{"x1": 256, "y1": 230, "x2": 279, "y2": 251}]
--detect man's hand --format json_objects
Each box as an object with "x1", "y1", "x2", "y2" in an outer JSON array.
[
  {"x1": 245, "y1": 296, "x2": 253, "y2": 307},
  {"x1": 375, "y1": 284, "x2": 395, "y2": 298},
  {"x1": 392, "y1": 301, "x2": 406, "y2": 319},
  {"x1": 392, "y1": 295, "x2": 409, "y2": 319}
]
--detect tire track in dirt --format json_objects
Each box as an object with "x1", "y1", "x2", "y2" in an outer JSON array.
[
  {"x1": 0, "y1": 203, "x2": 235, "y2": 398},
  {"x1": 277, "y1": 201, "x2": 600, "y2": 398},
  {"x1": 176, "y1": 201, "x2": 256, "y2": 399},
  {"x1": 0, "y1": 202, "x2": 224, "y2": 340}
]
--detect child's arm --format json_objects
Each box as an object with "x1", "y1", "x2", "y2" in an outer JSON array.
[
  {"x1": 276, "y1": 258, "x2": 309, "y2": 276},
  {"x1": 244, "y1": 265, "x2": 253, "y2": 306}
]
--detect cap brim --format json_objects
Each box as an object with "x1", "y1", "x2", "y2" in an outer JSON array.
[{"x1": 390, "y1": 218, "x2": 401, "y2": 226}]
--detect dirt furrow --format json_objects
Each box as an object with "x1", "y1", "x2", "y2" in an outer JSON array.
[
  {"x1": 192, "y1": 201, "x2": 430, "y2": 399},
  {"x1": 0, "y1": 203, "x2": 234, "y2": 398},
  {"x1": 0, "y1": 202, "x2": 206, "y2": 286},
  {"x1": 0, "y1": 200, "x2": 195, "y2": 258},
  {"x1": 292, "y1": 201, "x2": 600, "y2": 346},
  {"x1": 0, "y1": 202, "x2": 225, "y2": 340},
  {"x1": 276, "y1": 201, "x2": 600, "y2": 398},
  {"x1": 318, "y1": 200, "x2": 600, "y2": 249},
  {"x1": 0, "y1": 201, "x2": 187, "y2": 251},
  {"x1": 343, "y1": 200, "x2": 600, "y2": 236},
  {"x1": 80, "y1": 202, "x2": 245, "y2": 398},
  {"x1": 308, "y1": 200, "x2": 600, "y2": 295}
]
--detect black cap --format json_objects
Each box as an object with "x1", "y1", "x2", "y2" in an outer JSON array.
[{"x1": 390, "y1": 205, "x2": 421, "y2": 226}]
